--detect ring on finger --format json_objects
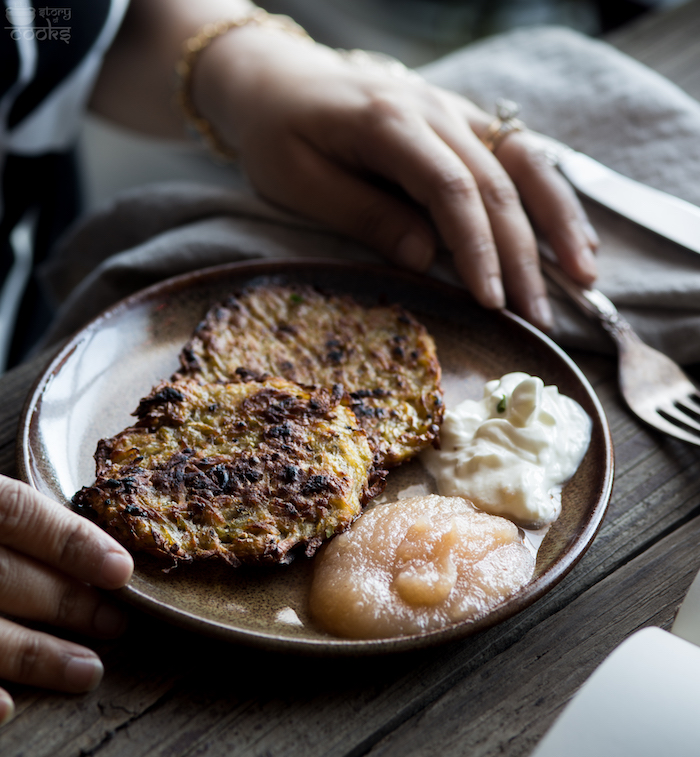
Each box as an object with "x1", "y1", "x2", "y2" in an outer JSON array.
[{"x1": 481, "y1": 98, "x2": 525, "y2": 153}]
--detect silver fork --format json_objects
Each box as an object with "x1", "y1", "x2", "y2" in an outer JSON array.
[{"x1": 541, "y1": 257, "x2": 700, "y2": 446}]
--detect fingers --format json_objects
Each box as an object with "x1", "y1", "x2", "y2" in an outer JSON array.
[
  {"x1": 351, "y1": 97, "x2": 508, "y2": 311},
  {"x1": 294, "y1": 102, "x2": 551, "y2": 327},
  {"x1": 0, "y1": 545, "x2": 128, "y2": 638},
  {"x1": 498, "y1": 132, "x2": 599, "y2": 285},
  {"x1": 429, "y1": 96, "x2": 598, "y2": 325},
  {"x1": 0, "y1": 476, "x2": 133, "y2": 590},
  {"x1": 247, "y1": 134, "x2": 437, "y2": 273},
  {"x1": 353, "y1": 97, "x2": 558, "y2": 326},
  {"x1": 0, "y1": 478, "x2": 130, "y2": 727},
  {"x1": 0, "y1": 616, "x2": 103, "y2": 694},
  {"x1": 0, "y1": 687, "x2": 13, "y2": 728},
  {"x1": 430, "y1": 117, "x2": 554, "y2": 328},
  {"x1": 235, "y1": 59, "x2": 597, "y2": 330}
]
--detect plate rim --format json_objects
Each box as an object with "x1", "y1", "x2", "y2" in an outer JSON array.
[{"x1": 17, "y1": 258, "x2": 614, "y2": 655}]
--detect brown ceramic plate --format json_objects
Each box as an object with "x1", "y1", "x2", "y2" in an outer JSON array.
[{"x1": 18, "y1": 259, "x2": 613, "y2": 655}]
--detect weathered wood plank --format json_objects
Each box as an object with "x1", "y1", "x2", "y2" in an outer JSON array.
[
  {"x1": 0, "y1": 652, "x2": 176, "y2": 757},
  {"x1": 3, "y1": 418, "x2": 695, "y2": 756},
  {"x1": 1, "y1": 2, "x2": 699, "y2": 753},
  {"x1": 1, "y1": 344, "x2": 699, "y2": 757},
  {"x1": 61, "y1": 478, "x2": 700, "y2": 757},
  {"x1": 607, "y1": 0, "x2": 700, "y2": 102},
  {"x1": 365, "y1": 508, "x2": 700, "y2": 757},
  {"x1": 0, "y1": 351, "x2": 51, "y2": 478}
]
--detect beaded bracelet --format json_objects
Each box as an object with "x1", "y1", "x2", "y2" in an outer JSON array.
[{"x1": 175, "y1": 9, "x2": 311, "y2": 162}]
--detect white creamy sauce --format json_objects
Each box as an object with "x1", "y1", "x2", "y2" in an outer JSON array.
[{"x1": 422, "y1": 372, "x2": 592, "y2": 527}]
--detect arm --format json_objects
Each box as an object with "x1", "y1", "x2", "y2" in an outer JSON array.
[
  {"x1": 90, "y1": 0, "x2": 598, "y2": 331},
  {"x1": 0, "y1": 476, "x2": 133, "y2": 726}
]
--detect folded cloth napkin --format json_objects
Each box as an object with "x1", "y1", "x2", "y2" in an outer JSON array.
[{"x1": 40, "y1": 26, "x2": 700, "y2": 362}]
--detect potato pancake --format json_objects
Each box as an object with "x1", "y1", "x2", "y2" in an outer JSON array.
[
  {"x1": 73, "y1": 377, "x2": 384, "y2": 566},
  {"x1": 176, "y1": 283, "x2": 443, "y2": 468}
]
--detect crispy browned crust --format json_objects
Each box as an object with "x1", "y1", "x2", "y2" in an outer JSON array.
[
  {"x1": 73, "y1": 377, "x2": 385, "y2": 567},
  {"x1": 175, "y1": 283, "x2": 444, "y2": 468}
]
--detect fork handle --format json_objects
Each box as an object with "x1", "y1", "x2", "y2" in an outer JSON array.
[{"x1": 540, "y1": 258, "x2": 642, "y2": 349}]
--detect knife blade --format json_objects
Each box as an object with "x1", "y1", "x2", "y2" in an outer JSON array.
[{"x1": 544, "y1": 140, "x2": 700, "y2": 255}]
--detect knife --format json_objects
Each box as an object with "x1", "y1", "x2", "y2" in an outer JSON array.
[{"x1": 542, "y1": 139, "x2": 700, "y2": 255}]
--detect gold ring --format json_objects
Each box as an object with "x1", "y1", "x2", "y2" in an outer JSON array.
[{"x1": 481, "y1": 99, "x2": 525, "y2": 153}]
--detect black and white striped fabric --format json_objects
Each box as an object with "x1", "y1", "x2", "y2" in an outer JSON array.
[{"x1": 0, "y1": 0, "x2": 128, "y2": 365}]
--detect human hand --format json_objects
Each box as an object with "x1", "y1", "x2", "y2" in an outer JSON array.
[
  {"x1": 193, "y1": 26, "x2": 598, "y2": 331},
  {"x1": 0, "y1": 476, "x2": 133, "y2": 726}
]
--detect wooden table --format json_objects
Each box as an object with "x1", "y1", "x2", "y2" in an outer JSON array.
[{"x1": 2, "y1": 3, "x2": 700, "y2": 754}]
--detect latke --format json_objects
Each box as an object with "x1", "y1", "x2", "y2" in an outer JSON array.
[
  {"x1": 73, "y1": 377, "x2": 384, "y2": 566},
  {"x1": 176, "y1": 283, "x2": 443, "y2": 468}
]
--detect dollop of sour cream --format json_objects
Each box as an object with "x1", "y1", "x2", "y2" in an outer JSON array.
[{"x1": 422, "y1": 372, "x2": 592, "y2": 527}]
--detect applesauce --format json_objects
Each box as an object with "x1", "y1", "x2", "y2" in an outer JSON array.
[{"x1": 309, "y1": 494, "x2": 534, "y2": 639}]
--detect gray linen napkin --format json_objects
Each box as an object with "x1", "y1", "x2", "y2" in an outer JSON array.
[{"x1": 41, "y1": 26, "x2": 700, "y2": 362}]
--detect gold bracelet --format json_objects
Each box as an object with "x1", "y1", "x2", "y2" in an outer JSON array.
[{"x1": 175, "y1": 9, "x2": 312, "y2": 162}]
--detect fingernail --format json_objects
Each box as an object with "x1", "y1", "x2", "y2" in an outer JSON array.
[
  {"x1": 64, "y1": 655, "x2": 104, "y2": 692},
  {"x1": 93, "y1": 603, "x2": 128, "y2": 638},
  {"x1": 532, "y1": 296, "x2": 554, "y2": 331},
  {"x1": 396, "y1": 232, "x2": 432, "y2": 271},
  {"x1": 486, "y1": 275, "x2": 506, "y2": 309},
  {"x1": 0, "y1": 693, "x2": 14, "y2": 727},
  {"x1": 100, "y1": 551, "x2": 133, "y2": 588},
  {"x1": 579, "y1": 245, "x2": 598, "y2": 278},
  {"x1": 582, "y1": 219, "x2": 600, "y2": 248}
]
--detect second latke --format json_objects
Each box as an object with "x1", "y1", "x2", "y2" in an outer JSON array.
[{"x1": 176, "y1": 283, "x2": 444, "y2": 468}]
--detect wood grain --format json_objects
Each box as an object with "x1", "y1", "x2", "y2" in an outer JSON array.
[
  {"x1": 607, "y1": 0, "x2": 700, "y2": 102},
  {"x1": 2, "y1": 2, "x2": 700, "y2": 754},
  {"x1": 0, "y1": 352, "x2": 49, "y2": 478},
  {"x1": 366, "y1": 514, "x2": 700, "y2": 757},
  {"x1": 3, "y1": 343, "x2": 699, "y2": 757}
]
